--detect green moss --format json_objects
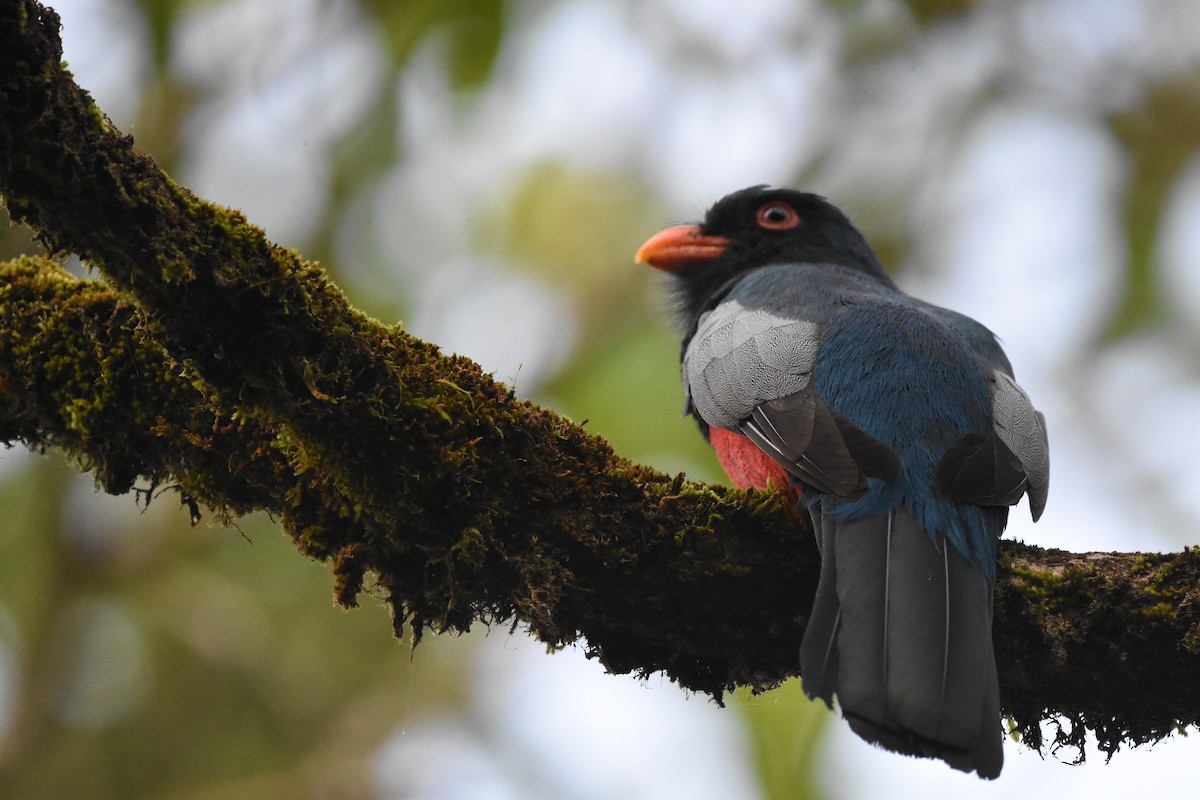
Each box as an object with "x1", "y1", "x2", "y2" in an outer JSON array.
[
  {"x1": 1183, "y1": 625, "x2": 1200, "y2": 655},
  {"x1": 1008, "y1": 563, "x2": 1069, "y2": 601},
  {"x1": 1141, "y1": 602, "x2": 1175, "y2": 620},
  {"x1": 450, "y1": 527, "x2": 488, "y2": 570},
  {"x1": 1143, "y1": 559, "x2": 1184, "y2": 597}
]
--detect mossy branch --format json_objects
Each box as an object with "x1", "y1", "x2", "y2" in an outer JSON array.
[{"x1": 2, "y1": 0, "x2": 1200, "y2": 763}]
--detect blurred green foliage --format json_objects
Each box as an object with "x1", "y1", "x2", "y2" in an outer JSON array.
[
  {"x1": 734, "y1": 681, "x2": 830, "y2": 800},
  {"x1": 1109, "y1": 70, "x2": 1200, "y2": 340},
  {"x1": 1, "y1": 0, "x2": 1196, "y2": 797},
  {"x1": 898, "y1": 0, "x2": 978, "y2": 22},
  {"x1": 134, "y1": 0, "x2": 182, "y2": 68},
  {"x1": 362, "y1": 0, "x2": 506, "y2": 89},
  {"x1": 0, "y1": 456, "x2": 477, "y2": 799}
]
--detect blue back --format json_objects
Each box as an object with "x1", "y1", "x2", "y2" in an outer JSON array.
[
  {"x1": 729, "y1": 263, "x2": 1011, "y2": 577},
  {"x1": 814, "y1": 301, "x2": 1009, "y2": 576}
]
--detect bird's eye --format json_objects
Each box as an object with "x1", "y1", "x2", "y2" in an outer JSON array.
[{"x1": 756, "y1": 202, "x2": 801, "y2": 230}]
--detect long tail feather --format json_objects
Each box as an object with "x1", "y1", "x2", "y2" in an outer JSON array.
[
  {"x1": 799, "y1": 506, "x2": 1003, "y2": 779},
  {"x1": 799, "y1": 505, "x2": 840, "y2": 706}
]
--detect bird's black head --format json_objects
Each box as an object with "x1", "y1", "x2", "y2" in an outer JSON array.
[{"x1": 636, "y1": 186, "x2": 893, "y2": 323}]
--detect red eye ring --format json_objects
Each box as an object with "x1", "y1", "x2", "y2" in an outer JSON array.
[{"x1": 756, "y1": 202, "x2": 801, "y2": 230}]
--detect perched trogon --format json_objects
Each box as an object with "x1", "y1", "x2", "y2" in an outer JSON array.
[{"x1": 635, "y1": 187, "x2": 1049, "y2": 779}]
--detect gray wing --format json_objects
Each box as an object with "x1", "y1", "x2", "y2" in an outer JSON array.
[
  {"x1": 741, "y1": 390, "x2": 900, "y2": 499},
  {"x1": 991, "y1": 371, "x2": 1049, "y2": 520},
  {"x1": 936, "y1": 369, "x2": 1049, "y2": 521},
  {"x1": 683, "y1": 298, "x2": 821, "y2": 429},
  {"x1": 684, "y1": 297, "x2": 899, "y2": 499}
]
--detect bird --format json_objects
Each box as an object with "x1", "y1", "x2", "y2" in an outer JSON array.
[{"x1": 635, "y1": 186, "x2": 1048, "y2": 779}]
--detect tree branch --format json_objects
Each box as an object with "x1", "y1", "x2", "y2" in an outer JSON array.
[{"x1": 2, "y1": 0, "x2": 1199, "y2": 763}]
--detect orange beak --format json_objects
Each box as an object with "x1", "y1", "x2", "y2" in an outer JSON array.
[{"x1": 634, "y1": 224, "x2": 730, "y2": 273}]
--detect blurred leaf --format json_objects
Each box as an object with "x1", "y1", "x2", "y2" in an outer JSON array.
[
  {"x1": 0, "y1": 474, "x2": 467, "y2": 799},
  {"x1": 896, "y1": 0, "x2": 978, "y2": 23},
  {"x1": 328, "y1": 81, "x2": 399, "y2": 216},
  {"x1": 360, "y1": 0, "x2": 506, "y2": 90},
  {"x1": 0, "y1": 456, "x2": 71, "y2": 628},
  {"x1": 1108, "y1": 70, "x2": 1200, "y2": 339},
  {"x1": 134, "y1": 0, "x2": 183, "y2": 68},
  {"x1": 130, "y1": 73, "x2": 199, "y2": 172},
  {"x1": 487, "y1": 162, "x2": 662, "y2": 286},
  {"x1": 836, "y1": 0, "x2": 920, "y2": 61},
  {"x1": 735, "y1": 680, "x2": 830, "y2": 800},
  {"x1": 481, "y1": 161, "x2": 666, "y2": 350},
  {"x1": 830, "y1": 0, "x2": 976, "y2": 24},
  {"x1": 314, "y1": 79, "x2": 402, "y2": 287}
]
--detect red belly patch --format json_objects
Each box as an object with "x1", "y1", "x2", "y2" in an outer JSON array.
[{"x1": 709, "y1": 427, "x2": 796, "y2": 497}]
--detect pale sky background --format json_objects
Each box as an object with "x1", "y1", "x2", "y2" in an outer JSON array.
[{"x1": 10, "y1": 0, "x2": 1200, "y2": 797}]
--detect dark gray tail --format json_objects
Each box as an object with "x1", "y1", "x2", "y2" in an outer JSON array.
[{"x1": 799, "y1": 505, "x2": 1002, "y2": 779}]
